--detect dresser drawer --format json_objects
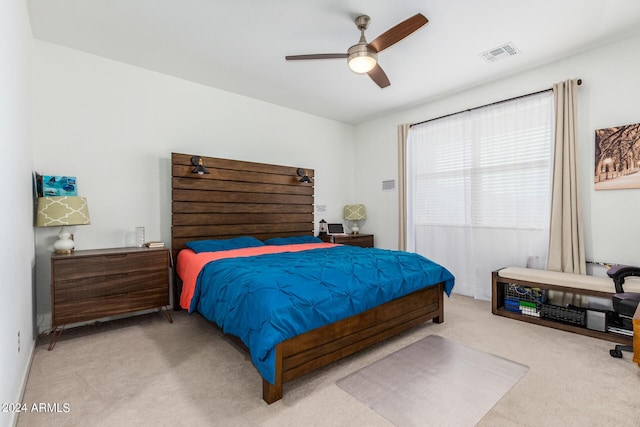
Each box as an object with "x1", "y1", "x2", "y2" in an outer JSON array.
[
  {"x1": 345, "y1": 235, "x2": 374, "y2": 248},
  {"x1": 331, "y1": 234, "x2": 374, "y2": 248},
  {"x1": 53, "y1": 270, "x2": 168, "y2": 303},
  {"x1": 54, "y1": 285, "x2": 169, "y2": 325},
  {"x1": 52, "y1": 250, "x2": 168, "y2": 281}
]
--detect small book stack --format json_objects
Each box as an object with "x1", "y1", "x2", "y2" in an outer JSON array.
[{"x1": 145, "y1": 241, "x2": 165, "y2": 248}]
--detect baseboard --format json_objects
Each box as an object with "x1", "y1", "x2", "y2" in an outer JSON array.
[{"x1": 10, "y1": 339, "x2": 36, "y2": 427}]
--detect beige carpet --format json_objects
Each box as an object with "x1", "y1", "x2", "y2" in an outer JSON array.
[
  {"x1": 16, "y1": 294, "x2": 640, "y2": 426},
  {"x1": 336, "y1": 335, "x2": 529, "y2": 426}
]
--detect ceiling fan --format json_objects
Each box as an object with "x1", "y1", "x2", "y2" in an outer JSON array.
[{"x1": 285, "y1": 13, "x2": 428, "y2": 88}]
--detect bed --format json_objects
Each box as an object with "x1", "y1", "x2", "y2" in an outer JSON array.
[{"x1": 171, "y1": 152, "x2": 455, "y2": 403}]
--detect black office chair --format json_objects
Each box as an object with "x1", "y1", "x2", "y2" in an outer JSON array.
[{"x1": 606, "y1": 265, "x2": 640, "y2": 358}]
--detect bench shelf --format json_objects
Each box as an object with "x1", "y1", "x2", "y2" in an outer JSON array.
[{"x1": 492, "y1": 270, "x2": 633, "y2": 346}]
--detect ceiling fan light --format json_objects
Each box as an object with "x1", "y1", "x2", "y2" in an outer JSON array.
[
  {"x1": 347, "y1": 45, "x2": 377, "y2": 74},
  {"x1": 348, "y1": 55, "x2": 376, "y2": 74}
]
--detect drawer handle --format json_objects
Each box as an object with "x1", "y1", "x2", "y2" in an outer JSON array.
[{"x1": 104, "y1": 254, "x2": 128, "y2": 259}]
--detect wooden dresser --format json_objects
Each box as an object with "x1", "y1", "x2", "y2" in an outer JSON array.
[
  {"x1": 320, "y1": 233, "x2": 374, "y2": 248},
  {"x1": 49, "y1": 247, "x2": 172, "y2": 350}
]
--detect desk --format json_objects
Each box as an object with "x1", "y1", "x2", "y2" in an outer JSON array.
[{"x1": 634, "y1": 303, "x2": 640, "y2": 367}]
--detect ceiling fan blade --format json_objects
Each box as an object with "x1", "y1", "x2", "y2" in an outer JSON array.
[
  {"x1": 285, "y1": 53, "x2": 348, "y2": 60},
  {"x1": 368, "y1": 13, "x2": 428, "y2": 53},
  {"x1": 368, "y1": 64, "x2": 390, "y2": 88}
]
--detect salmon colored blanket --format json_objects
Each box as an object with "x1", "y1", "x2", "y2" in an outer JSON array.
[{"x1": 176, "y1": 242, "x2": 338, "y2": 309}]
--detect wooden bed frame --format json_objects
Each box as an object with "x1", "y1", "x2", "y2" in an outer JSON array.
[{"x1": 171, "y1": 152, "x2": 445, "y2": 403}]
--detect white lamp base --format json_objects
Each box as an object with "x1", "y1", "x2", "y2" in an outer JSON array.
[
  {"x1": 54, "y1": 226, "x2": 75, "y2": 254},
  {"x1": 350, "y1": 223, "x2": 360, "y2": 235}
]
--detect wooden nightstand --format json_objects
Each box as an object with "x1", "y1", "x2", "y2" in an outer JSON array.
[
  {"x1": 49, "y1": 247, "x2": 172, "y2": 350},
  {"x1": 320, "y1": 233, "x2": 374, "y2": 248}
]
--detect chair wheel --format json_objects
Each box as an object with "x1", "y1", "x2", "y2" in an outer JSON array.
[{"x1": 610, "y1": 349, "x2": 623, "y2": 358}]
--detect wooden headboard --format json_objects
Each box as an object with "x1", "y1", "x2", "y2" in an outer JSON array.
[{"x1": 171, "y1": 152, "x2": 315, "y2": 304}]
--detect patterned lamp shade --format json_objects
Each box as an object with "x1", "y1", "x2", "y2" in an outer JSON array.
[
  {"x1": 36, "y1": 196, "x2": 91, "y2": 226},
  {"x1": 344, "y1": 204, "x2": 366, "y2": 221},
  {"x1": 36, "y1": 196, "x2": 90, "y2": 254}
]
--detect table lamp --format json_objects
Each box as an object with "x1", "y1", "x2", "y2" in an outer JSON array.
[
  {"x1": 36, "y1": 196, "x2": 90, "y2": 254},
  {"x1": 344, "y1": 204, "x2": 366, "y2": 235}
]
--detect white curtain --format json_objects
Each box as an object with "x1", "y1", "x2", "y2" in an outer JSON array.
[{"x1": 406, "y1": 92, "x2": 554, "y2": 300}]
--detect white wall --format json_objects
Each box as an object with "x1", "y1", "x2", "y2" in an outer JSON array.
[
  {"x1": 355, "y1": 34, "x2": 640, "y2": 269},
  {"x1": 31, "y1": 41, "x2": 356, "y2": 332},
  {"x1": 0, "y1": 1, "x2": 35, "y2": 426}
]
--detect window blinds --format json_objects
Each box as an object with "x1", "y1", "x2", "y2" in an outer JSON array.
[{"x1": 408, "y1": 92, "x2": 553, "y2": 230}]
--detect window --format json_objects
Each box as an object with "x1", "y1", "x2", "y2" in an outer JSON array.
[{"x1": 407, "y1": 92, "x2": 553, "y2": 299}]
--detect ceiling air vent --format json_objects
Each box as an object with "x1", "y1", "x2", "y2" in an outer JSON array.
[{"x1": 481, "y1": 42, "x2": 520, "y2": 62}]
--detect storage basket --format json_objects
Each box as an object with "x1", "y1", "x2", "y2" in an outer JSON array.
[
  {"x1": 503, "y1": 284, "x2": 544, "y2": 313},
  {"x1": 539, "y1": 303, "x2": 586, "y2": 326}
]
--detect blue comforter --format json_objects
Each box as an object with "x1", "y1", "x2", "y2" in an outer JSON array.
[{"x1": 189, "y1": 245, "x2": 454, "y2": 384}]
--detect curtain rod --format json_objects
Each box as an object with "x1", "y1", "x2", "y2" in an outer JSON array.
[{"x1": 410, "y1": 78, "x2": 582, "y2": 128}]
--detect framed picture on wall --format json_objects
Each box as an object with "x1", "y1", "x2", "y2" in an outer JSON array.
[
  {"x1": 594, "y1": 122, "x2": 640, "y2": 190},
  {"x1": 42, "y1": 175, "x2": 78, "y2": 196}
]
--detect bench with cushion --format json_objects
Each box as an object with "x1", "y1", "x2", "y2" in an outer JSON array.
[{"x1": 492, "y1": 267, "x2": 640, "y2": 352}]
